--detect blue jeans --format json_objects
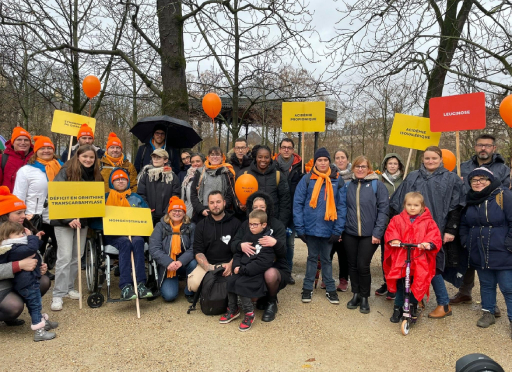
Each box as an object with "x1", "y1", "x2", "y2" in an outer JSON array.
[
  {"x1": 431, "y1": 274, "x2": 449, "y2": 306},
  {"x1": 285, "y1": 225, "x2": 296, "y2": 272},
  {"x1": 303, "y1": 236, "x2": 335, "y2": 292},
  {"x1": 17, "y1": 282, "x2": 42, "y2": 325},
  {"x1": 160, "y1": 260, "x2": 198, "y2": 302},
  {"x1": 104, "y1": 236, "x2": 146, "y2": 289},
  {"x1": 394, "y1": 278, "x2": 418, "y2": 307},
  {"x1": 477, "y1": 269, "x2": 512, "y2": 321}
]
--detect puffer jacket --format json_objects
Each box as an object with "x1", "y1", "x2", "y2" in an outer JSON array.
[
  {"x1": 378, "y1": 153, "x2": 405, "y2": 197},
  {"x1": 149, "y1": 218, "x2": 195, "y2": 287},
  {"x1": 459, "y1": 153, "x2": 511, "y2": 194},
  {"x1": 460, "y1": 186, "x2": 512, "y2": 270},
  {"x1": 100, "y1": 156, "x2": 138, "y2": 193},
  {"x1": 293, "y1": 165, "x2": 347, "y2": 238},
  {"x1": 345, "y1": 172, "x2": 389, "y2": 238},
  {"x1": 0, "y1": 141, "x2": 34, "y2": 191},
  {"x1": 246, "y1": 161, "x2": 291, "y2": 227}
]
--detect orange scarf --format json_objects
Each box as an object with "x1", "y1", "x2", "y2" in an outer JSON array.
[
  {"x1": 205, "y1": 155, "x2": 235, "y2": 177},
  {"x1": 37, "y1": 158, "x2": 61, "y2": 181},
  {"x1": 105, "y1": 189, "x2": 132, "y2": 207},
  {"x1": 105, "y1": 153, "x2": 124, "y2": 167},
  {"x1": 167, "y1": 222, "x2": 183, "y2": 278},
  {"x1": 309, "y1": 166, "x2": 337, "y2": 221}
]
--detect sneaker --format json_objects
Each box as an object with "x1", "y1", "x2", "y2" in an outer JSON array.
[
  {"x1": 239, "y1": 312, "x2": 255, "y2": 332},
  {"x1": 137, "y1": 282, "x2": 153, "y2": 299},
  {"x1": 494, "y1": 305, "x2": 501, "y2": 318},
  {"x1": 326, "y1": 291, "x2": 340, "y2": 305},
  {"x1": 386, "y1": 291, "x2": 396, "y2": 300},
  {"x1": 64, "y1": 290, "x2": 80, "y2": 300},
  {"x1": 301, "y1": 290, "x2": 313, "y2": 303},
  {"x1": 34, "y1": 328, "x2": 56, "y2": 342},
  {"x1": 51, "y1": 298, "x2": 63, "y2": 311},
  {"x1": 219, "y1": 307, "x2": 240, "y2": 324},
  {"x1": 375, "y1": 283, "x2": 387, "y2": 296},
  {"x1": 390, "y1": 306, "x2": 403, "y2": 323},
  {"x1": 121, "y1": 284, "x2": 137, "y2": 301},
  {"x1": 337, "y1": 278, "x2": 349, "y2": 292},
  {"x1": 476, "y1": 311, "x2": 496, "y2": 328}
]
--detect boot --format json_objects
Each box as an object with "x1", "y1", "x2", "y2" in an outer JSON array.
[
  {"x1": 32, "y1": 319, "x2": 56, "y2": 342},
  {"x1": 428, "y1": 304, "x2": 452, "y2": 319},
  {"x1": 476, "y1": 311, "x2": 495, "y2": 328},
  {"x1": 42, "y1": 313, "x2": 59, "y2": 331},
  {"x1": 390, "y1": 306, "x2": 403, "y2": 323},
  {"x1": 411, "y1": 304, "x2": 418, "y2": 320},
  {"x1": 347, "y1": 293, "x2": 361, "y2": 309},
  {"x1": 262, "y1": 299, "x2": 278, "y2": 322},
  {"x1": 359, "y1": 296, "x2": 370, "y2": 314}
]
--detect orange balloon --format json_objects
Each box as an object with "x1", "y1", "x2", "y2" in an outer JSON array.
[
  {"x1": 500, "y1": 95, "x2": 512, "y2": 127},
  {"x1": 235, "y1": 174, "x2": 258, "y2": 205},
  {"x1": 202, "y1": 93, "x2": 222, "y2": 120},
  {"x1": 441, "y1": 149, "x2": 456, "y2": 171},
  {"x1": 82, "y1": 75, "x2": 101, "y2": 99}
]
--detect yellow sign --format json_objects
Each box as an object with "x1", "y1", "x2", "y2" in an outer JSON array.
[
  {"x1": 51, "y1": 110, "x2": 96, "y2": 137},
  {"x1": 388, "y1": 113, "x2": 441, "y2": 151},
  {"x1": 103, "y1": 206, "x2": 153, "y2": 237},
  {"x1": 48, "y1": 182, "x2": 105, "y2": 220},
  {"x1": 282, "y1": 102, "x2": 326, "y2": 132}
]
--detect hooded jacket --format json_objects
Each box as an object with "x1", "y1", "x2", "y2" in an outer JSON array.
[
  {"x1": 228, "y1": 152, "x2": 252, "y2": 179},
  {"x1": 137, "y1": 165, "x2": 181, "y2": 223},
  {"x1": 60, "y1": 143, "x2": 104, "y2": 163},
  {"x1": 460, "y1": 186, "x2": 512, "y2": 270},
  {"x1": 231, "y1": 191, "x2": 289, "y2": 275},
  {"x1": 149, "y1": 217, "x2": 196, "y2": 287},
  {"x1": 192, "y1": 210, "x2": 241, "y2": 265},
  {"x1": 378, "y1": 153, "x2": 405, "y2": 196},
  {"x1": 293, "y1": 165, "x2": 347, "y2": 238},
  {"x1": 0, "y1": 235, "x2": 41, "y2": 291},
  {"x1": 100, "y1": 156, "x2": 138, "y2": 193},
  {"x1": 459, "y1": 153, "x2": 511, "y2": 194},
  {"x1": 246, "y1": 161, "x2": 291, "y2": 227},
  {"x1": 345, "y1": 172, "x2": 389, "y2": 238},
  {"x1": 384, "y1": 208, "x2": 442, "y2": 302},
  {"x1": 0, "y1": 140, "x2": 34, "y2": 192}
]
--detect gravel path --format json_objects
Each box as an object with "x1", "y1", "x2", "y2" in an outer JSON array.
[{"x1": 2, "y1": 241, "x2": 511, "y2": 371}]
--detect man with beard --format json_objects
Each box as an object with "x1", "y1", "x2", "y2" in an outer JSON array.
[
  {"x1": 450, "y1": 134, "x2": 510, "y2": 311},
  {"x1": 188, "y1": 191, "x2": 241, "y2": 292}
]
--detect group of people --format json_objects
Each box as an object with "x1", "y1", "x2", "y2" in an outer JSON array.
[{"x1": 0, "y1": 124, "x2": 511, "y2": 338}]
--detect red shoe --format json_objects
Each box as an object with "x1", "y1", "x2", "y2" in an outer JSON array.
[
  {"x1": 219, "y1": 307, "x2": 240, "y2": 324},
  {"x1": 337, "y1": 278, "x2": 348, "y2": 292},
  {"x1": 320, "y1": 282, "x2": 326, "y2": 289},
  {"x1": 239, "y1": 312, "x2": 255, "y2": 332}
]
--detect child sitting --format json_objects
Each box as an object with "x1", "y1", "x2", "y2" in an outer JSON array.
[
  {"x1": 384, "y1": 192, "x2": 442, "y2": 323},
  {"x1": 221, "y1": 210, "x2": 276, "y2": 331},
  {"x1": 0, "y1": 222, "x2": 58, "y2": 341}
]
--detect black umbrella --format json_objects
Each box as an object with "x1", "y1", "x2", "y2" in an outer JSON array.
[{"x1": 130, "y1": 115, "x2": 202, "y2": 149}]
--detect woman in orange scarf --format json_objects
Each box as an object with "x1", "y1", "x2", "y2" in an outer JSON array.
[
  {"x1": 102, "y1": 168, "x2": 153, "y2": 301},
  {"x1": 148, "y1": 196, "x2": 197, "y2": 303}
]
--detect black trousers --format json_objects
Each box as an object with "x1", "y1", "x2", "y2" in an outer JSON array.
[
  {"x1": 330, "y1": 240, "x2": 349, "y2": 280},
  {"x1": 40, "y1": 223, "x2": 57, "y2": 255},
  {"x1": 343, "y1": 233, "x2": 378, "y2": 297}
]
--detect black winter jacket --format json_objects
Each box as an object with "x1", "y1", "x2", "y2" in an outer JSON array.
[{"x1": 228, "y1": 153, "x2": 252, "y2": 179}]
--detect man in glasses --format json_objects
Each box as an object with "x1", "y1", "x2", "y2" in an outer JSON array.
[
  {"x1": 450, "y1": 134, "x2": 510, "y2": 311},
  {"x1": 134, "y1": 124, "x2": 168, "y2": 173},
  {"x1": 228, "y1": 137, "x2": 252, "y2": 178}
]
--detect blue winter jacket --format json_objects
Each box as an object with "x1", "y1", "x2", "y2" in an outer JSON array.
[
  {"x1": 344, "y1": 173, "x2": 389, "y2": 238},
  {"x1": 293, "y1": 165, "x2": 347, "y2": 238},
  {"x1": 460, "y1": 186, "x2": 512, "y2": 270}
]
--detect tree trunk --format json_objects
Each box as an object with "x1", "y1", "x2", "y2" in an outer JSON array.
[{"x1": 71, "y1": 0, "x2": 81, "y2": 114}]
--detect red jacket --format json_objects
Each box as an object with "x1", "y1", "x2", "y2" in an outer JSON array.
[
  {"x1": 383, "y1": 208, "x2": 442, "y2": 302},
  {"x1": 0, "y1": 140, "x2": 34, "y2": 192}
]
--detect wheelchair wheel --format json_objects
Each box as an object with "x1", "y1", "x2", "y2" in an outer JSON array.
[
  {"x1": 43, "y1": 243, "x2": 57, "y2": 270},
  {"x1": 87, "y1": 293, "x2": 104, "y2": 308},
  {"x1": 85, "y1": 238, "x2": 99, "y2": 293}
]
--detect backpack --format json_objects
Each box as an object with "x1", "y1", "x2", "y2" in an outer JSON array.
[
  {"x1": 345, "y1": 179, "x2": 378, "y2": 196},
  {"x1": 187, "y1": 266, "x2": 228, "y2": 315},
  {"x1": 1, "y1": 153, "x2": 8, "y2": 172}
]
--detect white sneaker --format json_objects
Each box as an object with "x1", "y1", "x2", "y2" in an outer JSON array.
[
  {"x1": 51, "y1": 298, "x2": 63, "y2": 311},
  {"x1": 64, "y1": 290, "x2": 81, "y2": 300}
]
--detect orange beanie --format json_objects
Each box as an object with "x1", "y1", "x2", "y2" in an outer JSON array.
[
  {"x1": 106, "y1": 132, "x2": 123, "y2": 150},
  {"x1": 77, "y1": 124, "x2": 94, "y2": 140},
  {"x1": 111, "y1": 169, "x2": 128, "y2": 182},
  {"x1": 168, "y1": 196, "x2": 186, "y2": 213},
  {"x1": 0, "y1": 186, "x2": 27, "y2": 216},
  {"x1": 33, "y1": 136, "x2": 55, "y2": 153},
  {"x1": 11, "y1": 127, "x2": 31, "y2": 143}
]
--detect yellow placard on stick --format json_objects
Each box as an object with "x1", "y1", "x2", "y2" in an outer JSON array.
[
  {"x1": 282, "y1": 102, "x2": 326, "y2": 132},
  {"x1": 51, "y1": 110, "x2": 96, "y2": 137},
  {"x1": 48, "y1": 182, "x2": 105, "y2": 220},
  {"x1": 388, "y1": 113, "x2": 441, "y2": 151},
  {"x1": 103, "y1": 206, "x2": 153, "y2": 237}
]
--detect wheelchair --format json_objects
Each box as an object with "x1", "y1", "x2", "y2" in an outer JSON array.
[{"x1": 84, "y1": 229, "x2": 159, "y2": 308}]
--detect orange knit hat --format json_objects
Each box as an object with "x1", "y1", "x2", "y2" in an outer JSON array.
[
  {"x1": 168, "y1": 196, "x2": 186, "y2": 213},
  {"x1": 106, "y1": 132, "x2": 123, "y2": 150},
  {"x1": 33, "y1": 136, "x2": 55, "y2": 153},
  {"x1": 11, "y1": 127, "x2": 31, "y2": 142},
  {"x1": 0, "y1": 186, "x2": 27, "y2": 216},
  {"x1": 111, "y1": 169, "x2": 128, "y2": 182},
  {"x1": 77, "y1": 124, "x2": 94, "y2": 140}
]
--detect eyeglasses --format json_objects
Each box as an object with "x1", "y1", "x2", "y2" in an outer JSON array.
[
  {"x1": 235, "y1": 146, "x2": 246, "y2": 151},
  {"x1": 154, "y1": 131, "x2": 165, "y2": 136},
  {"x1": 475, "y1": 144, "x2": 494, "y2": 149},
  {"x1": 280, "y1": 146, "x2": 294, "y2": 151},
  {"x1": 170, "y1": 209, "x2": 184, "y2": 214},
  {"x1": 354, "y1": 165, "x2": 368, "y2": 169},
  {"x1": 249, "y1": 223, "x2": 262, "y2": 228},
  {"x1": 181, "y1": 156, "x2": 191, "y2": 161},
  {"x1": 470, "y1": 177, "x2": 490, "y2": 184}
]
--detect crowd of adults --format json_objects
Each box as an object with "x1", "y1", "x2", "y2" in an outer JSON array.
[{"x1": 0, "y1": 123, "x2": 511, "y2": 339}]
